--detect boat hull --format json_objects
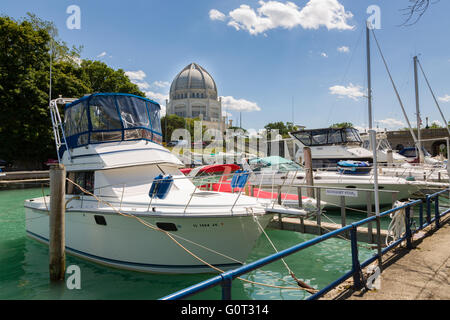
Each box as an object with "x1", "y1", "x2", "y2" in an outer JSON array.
[{"x1": 25, "y1": 206, "x2": 272, "y2": 274}]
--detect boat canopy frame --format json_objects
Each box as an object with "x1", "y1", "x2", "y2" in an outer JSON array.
[
  {"x1": 58, "y1": 93, "x2": 163, "y2": 159},
  {"x1": 291, "y1": 127, "x2": 363, "y2": 147}
]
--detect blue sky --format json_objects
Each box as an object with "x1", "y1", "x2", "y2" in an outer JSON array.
[{"x1": 2, "y1": 0, "x2": 450, "y2": 132}]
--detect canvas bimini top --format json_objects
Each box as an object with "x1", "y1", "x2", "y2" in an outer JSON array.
[
  {"x1": 62, "y1": 93, "x2": 162, "y2": 155},
  {"x1": 290, "y1": 127, "x2": 362, "y2": 147}
]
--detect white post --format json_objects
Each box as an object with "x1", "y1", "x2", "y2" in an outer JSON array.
[
  {"x1": 369, "y1": 130, "x2": 380, "y2": 216},
  {"x1": 370, "y1": 130, "x2": 382, "y2": 268}
]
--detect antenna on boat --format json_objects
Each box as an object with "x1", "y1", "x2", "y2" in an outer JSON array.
[
  {"x1": 413, "y1": 56, "x2": 425, "y2": 164},
  {"x1": 366, "y1": 21, "x2": 382, "y2": 267},
  {"x1": 49, "y1": 36, "x2": 53, "y2": 104},
  {"x1": 366, "y1": 23, "x2": 373, "y2": 131}
]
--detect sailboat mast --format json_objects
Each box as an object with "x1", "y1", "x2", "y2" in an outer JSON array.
[
  {"x1": 414, "y1": 56, "x2": 424, "y2": 163},
  {"x1": 366, "y1": 24, "x2": 373, "y2": 130}
]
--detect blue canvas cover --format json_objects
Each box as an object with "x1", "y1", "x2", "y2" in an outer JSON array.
[{"x1": 63, "y1": 93, "x2": 162, "y2": 152}]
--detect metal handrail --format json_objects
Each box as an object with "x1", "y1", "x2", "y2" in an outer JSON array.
[{"x1": 160, "y1": 189, "x2": 449, "y2": 301}]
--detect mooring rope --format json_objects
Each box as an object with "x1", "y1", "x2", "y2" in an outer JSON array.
[{"x1": 250, "y1": 208, "x2": 318, "y2": 294}]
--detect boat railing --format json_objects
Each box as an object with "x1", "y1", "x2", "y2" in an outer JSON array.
[
  {"x1": 68, "y1": 169, "x2": 402, "y2": 217},
  {"x1": 68, "y1": 170, "x2": 256, "y2": 212},
  {"x1": 160, "y1": 188, "x2": 450, "y2": 300}
]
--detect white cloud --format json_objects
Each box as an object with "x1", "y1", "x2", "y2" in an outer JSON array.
[
  {"x1": 337, "y1": 46, "x2": 349, "y2": 53},
  {"x1": 329, "y1": 83, "x2": 365, "y2": 101},
  {"x1": 136, "y1": 81, "x2": 151, "y2": 91},
  {"x1": 375, "y1": 118, "x2": 405, "y2": 128},
  {"x1": 320, "y1": 52, "x2": 328, "y2": 58},
  {"x1": 221, "y1": 96, "x2": 261, "y2": 112},
  {"x1": 214, "y1": 0, "x2": 354, "y2": 36},
  {"x1": 431, "y1": 120, "x2": 442, "y2": 127},
  {"x1": 97, "y1": 51, "x2": 107, "y2": 58},
  {"x1": 125, "y1": 70, "x2": 147, "y2": 81},
  {"x1": 152, "y1": 80, "x2": 170, "y2": 88},
  {"x1": 438, "y1": 94, "x2": 450, "y2": 102},
  {"x1": 145, "y1": 91, "x2": 168, "y2": 116},
  {"x1": 222, "y1": 110, "x2": 233, "y2": 117},
  {"x1": 209, "y1": 9, "x2": 226, "y2": 21},
  {"x1": 125, "y1": 70, "x2": 169, "y2": 114}
]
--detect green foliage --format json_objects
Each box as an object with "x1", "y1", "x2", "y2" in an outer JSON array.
[
  {"x1": 330, "y1": 122, "x2": 354, "y2": 129},
  {"x1": 0, "y1": 14, "x2": 144, "y2": 168},
  {"x1": 264, "y1": 121, "x2": 298, "y2": 138},
  {"x1": 429, "y1": 122, "x2": 443, "y2": 129},
  {"x1": 161, "y1": 114, "x2": 206, "y2": 143}
]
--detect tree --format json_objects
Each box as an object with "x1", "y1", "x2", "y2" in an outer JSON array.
[
  {"x1": 401, "y1": 0, "x2": 437, "y2": 26},
  {"x1": 160, "y1": 114, "x2": 206, "y2": 143},
  {"x1": 330, "y1": 122, "x2": 354, "y2": 129},
  {"x1": 0, "y1": 14, "x2": 144, "y2": 169},
  {"x1": 264, "y1": 121, "x2": 298, "y2": 138}
]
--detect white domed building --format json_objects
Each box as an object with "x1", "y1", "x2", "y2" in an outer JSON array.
[{"x1": 166, "y1": 63, "x2": 226, "y2": 131}]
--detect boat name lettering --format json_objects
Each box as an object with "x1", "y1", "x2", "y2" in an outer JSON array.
[{"x1": 325, "y1": 189, "x2": 358, "y2": 197}]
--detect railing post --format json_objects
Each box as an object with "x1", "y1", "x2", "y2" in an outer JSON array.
[
  {"x1": 316, "y1": 188, "x2": 322, "y2": 236},
  {"x1": 366, "y1": 191, "x2": 373, "y2": 243},
  {"x1": 419, "y1": 201, "x2": 424, "y2": 230},
  {"x1": 435, "y1": 196, "x2": 440, "y2": 229},
  {"x1": 297, "y1": 186, "x2": 303, "y2": 208},
  {"x1": 340, "y1": 196, "x2": 348, "y2": 238},
  {"x1": 350, "y1": 226, "x2": 363, "y2": 290},
  {"x1": 405, "y1": 206, "x2": 413, "y2": 250},
  {"x1": 426, "y1": 196, "x2": 431, "y2": 224},
  {"x1": 221, "y1": 273, "x2": 233, "y2": 300}
]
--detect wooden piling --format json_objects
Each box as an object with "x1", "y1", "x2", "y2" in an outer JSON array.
[
  {"x1": 304, "y1": 147, "x2": 314, "y2": 199},
  {"x1": 49, "y1": 164, "x2": 66, "y2": 282}
]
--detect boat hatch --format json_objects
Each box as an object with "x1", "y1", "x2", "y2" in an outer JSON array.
[{"x1": 192, "y1": 192, "x2": 217, "y2": 197}]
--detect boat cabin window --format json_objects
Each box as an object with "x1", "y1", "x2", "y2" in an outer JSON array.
[
  {"x1": 292, "y1": 128, "x2": 362, "y2": 147},
  {"x1": 66, "y1": 171, "x2": 95, "y2": 195},
  {"x1": 63, "y1": 93, "x2": 163, "y2": 150}
]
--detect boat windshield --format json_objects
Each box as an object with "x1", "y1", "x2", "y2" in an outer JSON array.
[
  {"x1": 291, "y1": 128, "x2": 362, "y2": 147},
  {"x1": 248, "y1": 156, "x2": 303, "y2": 172},
  {"x1": 63, "y1": 93, "x2": 162, "y2": 150}
]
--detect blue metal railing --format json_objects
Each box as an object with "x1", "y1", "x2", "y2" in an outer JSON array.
[{"x1": 160, "y1": 189, "x2": 450, "y2": 300}]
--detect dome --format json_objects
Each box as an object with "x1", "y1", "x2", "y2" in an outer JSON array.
[{"x1": 170, "y1": 63, "x2": 218, "y2": 100}]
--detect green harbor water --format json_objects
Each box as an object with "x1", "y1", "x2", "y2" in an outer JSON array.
[{"x1": 0, "y1": 187, "x2": 418, "y2": 300}]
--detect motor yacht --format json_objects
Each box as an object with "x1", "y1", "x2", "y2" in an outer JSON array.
[{"x1": 25, "y1": 93, "x2": 278, "y2": 274}]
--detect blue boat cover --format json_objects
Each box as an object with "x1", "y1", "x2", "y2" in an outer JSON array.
[
  {"x1": 62, "y1": 93, "x2": 163, "y2": 155},
  {"x1": 231, "y1": 170, "x2": 250, "y2": 189},
  {"x1": 149, "y1": 174, "x2": 173, "y2": 199}
]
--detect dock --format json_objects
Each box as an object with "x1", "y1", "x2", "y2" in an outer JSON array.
[
  {"x1": 0, "y1": 170, "x2": 49, "y2": 188},
  {"x1": 321, "y1": 215, "x2": 450, "y2": 300},
  {"x1": 269, "y1": 215, "x2": 388, "y2": 244}
]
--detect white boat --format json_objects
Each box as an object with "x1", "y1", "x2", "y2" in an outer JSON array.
[
  {"x1": 245, "y1": 156, "x2": 445, "y2": 209},
  {"x1": 289, "y1": 127, "x2": 374, "y2": 169},
  {"x1": 360, "y1": 132, "x2": 408, "y2": 164},
  {"x1": 25, "y1": 93, "x2": 277, "y2": 274}
]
